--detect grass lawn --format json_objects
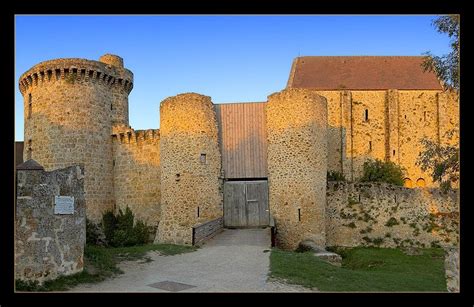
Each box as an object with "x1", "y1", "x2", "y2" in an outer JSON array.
[
  {"x1": 15, "y1": 243, "x2": 197, "y2": 292},
  {"x1": 270, "y1": 247, "x2": 447, "y2": 292}
]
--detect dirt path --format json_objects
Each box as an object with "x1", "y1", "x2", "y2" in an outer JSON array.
[{"x1": 68, "y1": 228, "x2": 316, "y2": 292}]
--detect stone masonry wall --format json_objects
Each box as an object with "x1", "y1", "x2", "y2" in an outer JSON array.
[
  {"x1": 19, "y1": 55, "x2": 133, "y2": 222},
  {"x1": 15, "y1": 164, "x2": 86, "y2": 284},
  {"x1": 112, "y1": 128, "x2": 161, "y2": 227},
  {"x1": 314, "y1": 90, "x2": 458, "y2": 187},
  {"x1": 158, "y1": 93, "x2": 222, "y2": 245},
  {"x1": 266, "y1": 88, "x2": 328, "y2": 250},
  {"x1": 326, "y1": 181, "x2": 459, "y2": 248}
]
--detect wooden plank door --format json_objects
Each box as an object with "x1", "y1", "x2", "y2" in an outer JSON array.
[{"x1": 224, "y1": 181, "x2": 269, "y2": 227}]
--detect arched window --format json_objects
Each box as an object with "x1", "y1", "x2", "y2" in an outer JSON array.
[
  {"x1": 404, "y1": 178, "x2": 413, "y2": 188},
  {"x1": 416, "y1": 178, "x2": 426, "y2": 188}
]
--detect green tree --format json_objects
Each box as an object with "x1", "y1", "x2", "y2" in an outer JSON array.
[
  {"x1": 360, "y1": 159, "x2": 405, "y2": 186},
  {"x1": 422, "y1": 15, "x2": 460, "y2": 91},
  {"x1": 417, "y1": 130, "x2": 459, "y2": 192},
  {"x1": 418, "y1": 15, "x2": 460, "y2": 192}
]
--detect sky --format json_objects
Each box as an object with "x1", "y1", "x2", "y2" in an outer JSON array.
[{"x1": 15, "y1": 15, "x2": 451, "y2": 141}]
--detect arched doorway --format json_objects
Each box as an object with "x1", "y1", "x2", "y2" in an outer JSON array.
[{"x1": 416, "y1": 178, "x2": 426, "y2": 188}]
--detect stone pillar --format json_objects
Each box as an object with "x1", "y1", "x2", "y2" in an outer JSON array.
[
  {"x1": 385, "y1": 89, "x2": 400, "y2": 164},
  {"x1": 266, "y1": 88, "x2": 328, "y2": 250},
  {"x1": 157, "y1": 93, "x2": 222, "y2": 245},
  {"x1": 341, "y1": 90, "x2": 353, "y2": 181}
]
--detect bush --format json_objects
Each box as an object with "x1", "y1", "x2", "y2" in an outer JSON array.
[
  {"x1": 86, "y1": 218, "x2": 102, "y2": 246},
  {"x1": 101, "y1": 207, "x2": 152, "y2": 247},
  {"x1": 102, "y1": 211, "x2": 118, "y2": 245},
  {"x1": 328, "y1": 171, "x2": 346, "y2": 181},
  {"x1": 360, "y1": 159, "x2": 405, "y2": 186},
  {"x1": 385, "y1": 217, "x2": 400, "y2": 227}
]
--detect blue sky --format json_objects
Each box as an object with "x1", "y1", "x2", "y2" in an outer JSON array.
[{"x1": 15, "y1": 15, "x2": 451, "y2": 141}]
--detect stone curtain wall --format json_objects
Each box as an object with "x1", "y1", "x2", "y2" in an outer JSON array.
[
  {"x1": 266, "y1": 88, "x2": 328, "y2": 250},
  {"x1": 15, "y1": 165, "x2": 86, "y2": 284},
  {"x1": 314, "y1": 90, "x2": 458, "y2": 187},
  {"x1": 112, "y1": 128, "x2": 161, "y2": 227},
  {"x1": 326, "y1": 182, "x2": 459, "y2": 248},
  {"x1": 158, "y1": 93, "x2": 222, "y2": 245},
  {"x1": 19, "y1": 55, "x2": 133, "y2": 222}
]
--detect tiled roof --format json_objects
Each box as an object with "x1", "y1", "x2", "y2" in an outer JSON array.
[{"x1": 287, "y1": 56, "x2": 443, "y2": 90}]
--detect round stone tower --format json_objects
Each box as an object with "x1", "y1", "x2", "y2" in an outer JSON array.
[
  {"x1": 157, "y1": 93, "x2": 222, "y2": 245},
  {"x1": 19, "y1": 54, "x2": 133, "y2": 221},
  {"x1": 266, "y1": 88, "x2": 328, "y2": 250}
]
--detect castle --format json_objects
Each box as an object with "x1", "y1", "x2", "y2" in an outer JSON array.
[{"x1": 18, "y1": 54, "x2": 459, "y2": 249}]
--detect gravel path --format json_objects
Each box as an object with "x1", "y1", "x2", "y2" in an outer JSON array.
[{"x1": 68, "y1": 228, "x2": 317, "y2": 292}]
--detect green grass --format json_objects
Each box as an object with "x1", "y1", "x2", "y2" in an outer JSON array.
[
  {"x1": 270, "y1": 247, "x2": 447, "y2": 292},
  {"x1": 16, "y1": 243, "x2": 197, "y2": 292}
]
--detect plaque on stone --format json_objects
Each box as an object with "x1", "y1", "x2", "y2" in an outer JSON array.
[{"x1": 54, "y1": 196, "x2": 75, "y2": 214}]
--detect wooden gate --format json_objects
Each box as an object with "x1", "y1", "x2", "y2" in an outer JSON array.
[{"x1": 223, "y1": 181, "x2": 269, "y2": 228}]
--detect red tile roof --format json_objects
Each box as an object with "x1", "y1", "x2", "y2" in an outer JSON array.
[{"x1": 287, "y1": 56, "x2": 443, "y2": 90}]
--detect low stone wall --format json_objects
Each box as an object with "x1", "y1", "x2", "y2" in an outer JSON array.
[
  {"x1": 444, "y1": 247, "x2": 459, "y2": 292},
  {"x1": 15, "y1": 163, "x2": 86, "y2": 284},
  {"x1": 192, "y1": 217, "x2": 224, "y2": 246},
  {"x1": 326, "y1": 182, "x2": 458, "y2": 248}
]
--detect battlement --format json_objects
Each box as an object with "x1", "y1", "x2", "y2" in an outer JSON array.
[
  {"x1": 112, "y1": 128, "x2": 160, "y2": 145},
  {"x1": 19, "y1": 57, "x2": 133, "y2": 95}
]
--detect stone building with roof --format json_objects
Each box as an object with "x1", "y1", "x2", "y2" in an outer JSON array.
[{"x1": 17, "y1": 54, "x2": 459, "y2": 249}]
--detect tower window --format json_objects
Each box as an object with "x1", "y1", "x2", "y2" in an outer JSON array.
[
  {"x1": 27, "y1": 139, "x2": 32, "y2": 160},
  {"x1": 364, "y1": 109, "x2": 369, "y2": 122},
  {"x1": 200, "y1": 153, "x2": 207, "y2": 164},
  {"x1": 111, "y1": 103, "x2": 113, "y2": 111},
  {"x1": 369, "y1": 141, "x2": 372, "y2": 151},
  {"x1": 298, "y1": 208, "x2": 301, "y2": 222},
  {"x1": 393, "y1": 149, "x2": 396, "y2": 156},
  {"x1": 27, "y1": 94, "x2": 32, "y2": 119}
]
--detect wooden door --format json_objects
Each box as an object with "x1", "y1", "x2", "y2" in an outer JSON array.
[{"x1": 223, "y1": 181, "x2": 269, "y2": 228}]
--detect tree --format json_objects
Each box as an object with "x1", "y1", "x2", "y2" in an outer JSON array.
[
  {"x1": 417, "y1": 130, "x2": 459, "y2": 192},
  {"x1": 360, "y1": 159, "x2": 405, "y2": 186},
  {"x1": 422, "y1": 15, "x2": 460, "y2": 91},
  {"x1": 417, "y1": 15, "x2": 460, "y2": 192}
]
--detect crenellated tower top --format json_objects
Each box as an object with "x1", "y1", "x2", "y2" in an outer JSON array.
[{"x1": 19, "y1": 54, "x2": 134, "y2": 95}]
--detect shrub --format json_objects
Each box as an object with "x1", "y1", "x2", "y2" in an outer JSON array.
[
  {"x1": 86, "y1": 218, "x2": 102, "y2": 246},
  {"x1": 327, "y1": 171, "x2": 346, "y2": 181},
  {"x1": 102, "y1": 210, "x2": 118, "y2": 245},
  {"x1": 101, "y1": 207, "x2": 152, "y2": 247},
  {"x1": 359, "y1": 159, "x2": 405, "y2": 186},
  {"x1": 385, "y1": 217, "x2": 399, "y2": 227}
]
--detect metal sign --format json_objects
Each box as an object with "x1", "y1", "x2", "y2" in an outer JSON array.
[{"x1": 54, "y1": 196, "x2": 75, "y2": 214}]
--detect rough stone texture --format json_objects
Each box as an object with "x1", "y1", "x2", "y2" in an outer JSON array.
[
  {"x1": 326, "y1": 181, "x2": 459, "y2": 248},
  {"x1": 15, "y1": 164, "x2": 86, "y2": 284},
  {"x1": 158, "y1": 93, "x2": 223, "y2": 245},
  {"x1": 112, "y1": 128, "x2": 160, "y2": 226},
  {"x1": 19, "y1": 55, "x2": 133, "y2": 222},
  {"x1": 312, "y1": 90, "x2": 459, "y2": 187},
  {"x1": 266, "y1": 88, "x2": 328, "y2": 250},
  {"x1": 444, "y1": 246, "x2": 459, "y2": 292}
]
